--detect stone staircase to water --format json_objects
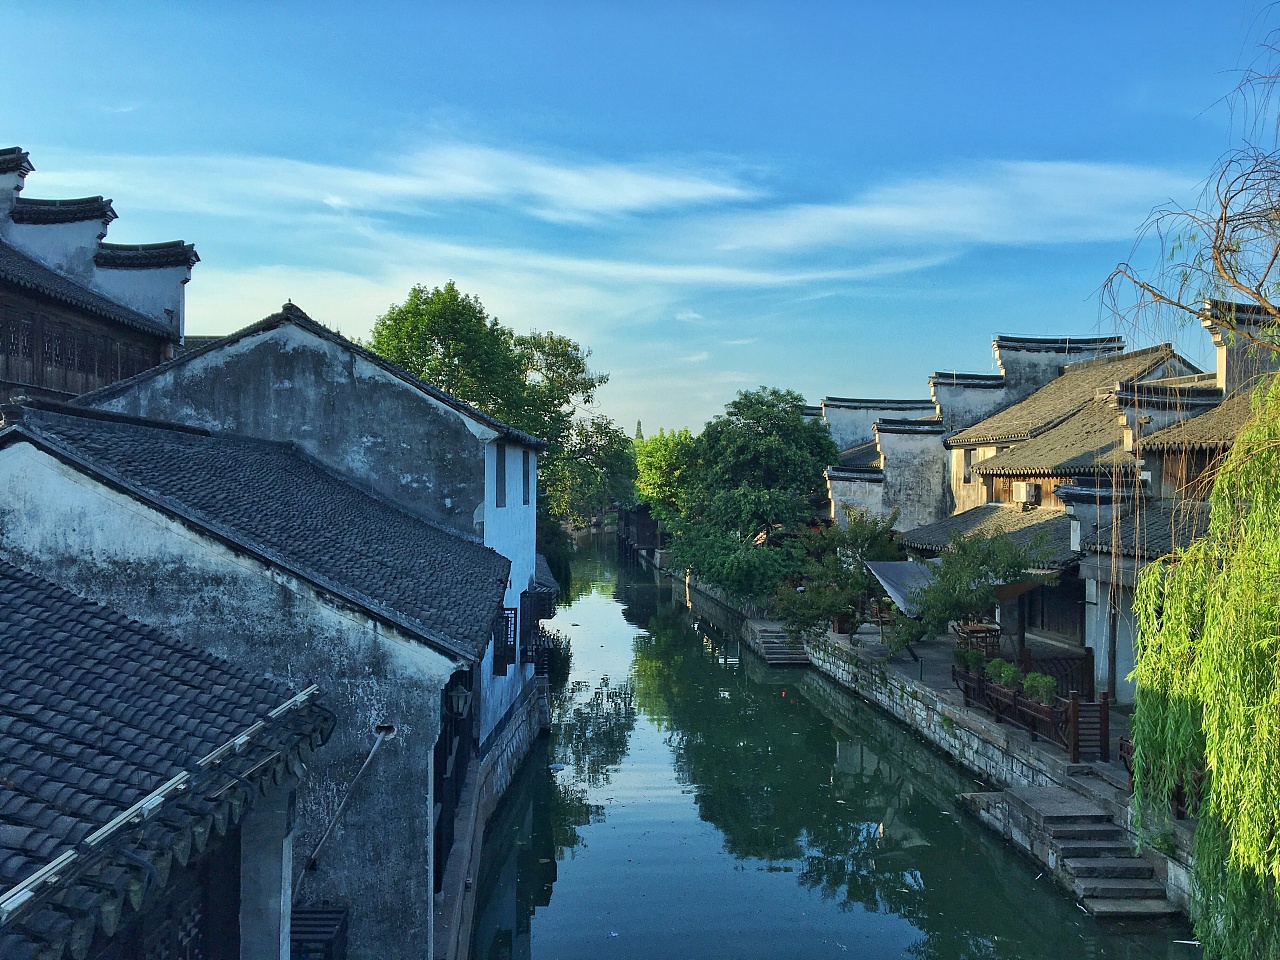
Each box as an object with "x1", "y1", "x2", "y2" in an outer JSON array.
[
  {"x1": 742, "y1": 620, "x2": 809, "y2": 666},
  {"x1": 1006, "y1": 786, "x2": 1178, "y2": 919}
]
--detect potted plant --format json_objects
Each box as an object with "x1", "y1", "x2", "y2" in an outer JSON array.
[
  {"x1": 983, "y1": 658, "x2": 1021, "y2": 719},
  {"x1": 1022, "y1": 672, "x2": 1058, "y2": 705}
]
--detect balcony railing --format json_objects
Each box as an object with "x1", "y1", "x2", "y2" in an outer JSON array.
[{"x1": 952, "y1": 666, "x2": 1110, "y2": 763}]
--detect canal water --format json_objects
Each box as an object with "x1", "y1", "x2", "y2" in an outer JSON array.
[{"x1": 469, "y1": 540, "x2": 1198, "y2": 960}]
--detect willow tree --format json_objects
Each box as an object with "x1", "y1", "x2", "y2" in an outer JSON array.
[{"x1": 1109, "y1": 32, "x2": 1280, "y2": 959}]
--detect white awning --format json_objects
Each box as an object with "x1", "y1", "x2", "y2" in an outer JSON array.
[{"x1": 864, "y1": 559, "x2": 940, "y2": 618}]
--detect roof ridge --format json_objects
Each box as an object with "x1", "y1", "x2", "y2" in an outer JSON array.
[
  {"x1": 11, "y1": 195, "x2": 118, "y2": 225},
  {"x1": 1062, "y1": 342, "x2": 1173, "y2": 375},
  {"x1": 15, "y1": 400, "x2": 488, "y2": 543},
  {"x1": 74, "y1": 304, "x2": 546, "y2": 449}
]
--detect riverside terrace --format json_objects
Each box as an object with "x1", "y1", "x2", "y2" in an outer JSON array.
[{"x1": 804, "y1": 624, "x2": 1195, "y2": 919}]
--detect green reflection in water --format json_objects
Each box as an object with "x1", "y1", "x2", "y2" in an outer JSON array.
[{"x1": 470, "y1": 540, "x2": 1198, "y2": 960}]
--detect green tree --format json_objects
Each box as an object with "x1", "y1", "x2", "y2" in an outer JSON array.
[
  {"x1": 368, "y1": 281, "x2": 525, "y2": 424},
  {"x1": 887, "y1": 534, "x2": 1049, "y2": 652},
  {"x1": 368, "y1": 281, "x2": 631, "y2": 527},
  {"x1": 665, "y1": 387, "x2": 838, "y2": 603},
  {"x1": 634, "y1": 427, "x2": 695, "y2": 524},
  {"x1": 774, "y1": 506, "x2": 903, "y2": 642}
]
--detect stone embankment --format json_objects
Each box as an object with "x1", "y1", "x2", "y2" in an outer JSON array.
[
  {"x1": 806, "y1": 632, "x2": 1195, "y2": 919},
  {"x1": 640, "y1": 551, "x2": 1197, "y2": 922}
]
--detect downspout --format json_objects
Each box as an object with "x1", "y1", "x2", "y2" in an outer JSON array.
[
  {"x1": 293, "y1": 723, "x2": 396, "y2": 906},
  {"x1": 427, "y1": 741, "x2": 434, "y2": 960}
]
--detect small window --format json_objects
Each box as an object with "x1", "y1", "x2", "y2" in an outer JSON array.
[
  {"x1": 492, "y1": 608, "x2": 517, "y2": 676},
  {"x1": 962, "y1": 449, "x2": 974, "y2": 484},
  {"x1": 522, "y1": 450, "x2": 531, "y2": 505},
  {"x1": 495, "y1": 442, "x2": 507, "y2": 508}
]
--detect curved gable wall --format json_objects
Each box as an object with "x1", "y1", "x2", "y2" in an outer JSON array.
[{"x1": 88, "y1": 324, "x2": 489, "y2": 534}]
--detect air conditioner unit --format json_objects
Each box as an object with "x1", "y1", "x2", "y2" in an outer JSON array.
[{"x1": 1010, "y1": 481, "x2": 1041, "y2": 505}]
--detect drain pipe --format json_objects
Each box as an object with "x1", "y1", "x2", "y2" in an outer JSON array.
[{"x1": 293, "y1": 723, "x2": 396, "y2": 906}]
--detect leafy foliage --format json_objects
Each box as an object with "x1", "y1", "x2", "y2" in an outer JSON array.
[
  {"x1": 1132, "y1": 377, "x2": 1280, "y2": 959},
  {"x1": 773, "y1": 506, "x2": 904, "y2": 642},
  {"x1": 661, "y1": 387, "x2": 839, "y2": 602},
  {"x1": 1022, "y1": 672, "x2": 1058, "y2": 705},
  {"x1": 985, "y1": 659, "x2": 1020, "y2": 687},
  {"x1": 912, "y1": 534, "x2": 1049, "y2": 638},
  {"x1": 367, "y1": 281, "x2": 634, "y2": 524},
  {"x1": 634, "y1": 427, "x2": 695, "y2": 525}
]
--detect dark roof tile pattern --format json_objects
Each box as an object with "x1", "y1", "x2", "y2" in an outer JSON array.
[
  {"x1": 900, "y1": 503, "x2": 1079, "y2": 569},
  {"x1": 173, "y1": 335, "x2": 224, "y2": 357},
  {"x1": 9, "y1": 404, "x2": 509, "y2": 660},
  {"x1": 838, "y1": 440, "x2": 881, "y2": 468},
  {"x1": 948, "y1": 345, "x2": 1176, "y2": 446},
  {"x1": 0, "y1": 240, "x2": 173, "y2": 340},
  {"x1": 0, "y1": 559, "x2": 334, "y2": 956},
  {"x1": 1082, "y1": 499, "x2": 1211, "y2": 559},
  {"x1": 77, "y1": 303, "x2": 546, "y2": 449},
  {"x1": 1142, "y1": 391, "x2": 1256, "y2": 450},
  {"x1": 94, "y1": 241, "x2": 199, "y2": 270},
  {"x1": 10, "y1": 197, "x2": 117, "y2": 226},
  {"x1": 971, "y1": 399, "x2": 1136, "y2": 479},
  {"x1": 0, "y1": 147, "x2": 33, "y2": 177}
]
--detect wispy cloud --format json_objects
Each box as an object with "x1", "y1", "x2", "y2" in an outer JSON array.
[
  {"x1": 724, "y1": 337, "x2": 758, "y2": 346},
  {"x1": 37, "y1": 143, "x2": 760, "y2": 225},
  {"x1": 712, "y1": 161, "x2": 1200, "y2": 251},
  {"x1": 680, "y1": 351, "x2": 710, "y2": 363}
]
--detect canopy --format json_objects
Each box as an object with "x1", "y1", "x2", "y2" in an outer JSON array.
[{"x1": 864, "y1": 559, "x2": 940, "y2": 618}]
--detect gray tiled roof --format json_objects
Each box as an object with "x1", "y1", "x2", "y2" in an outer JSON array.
[
  {"x1": 1082, "y1": 499, "x2": 1211, "y2": 559},
  {"x1": 1142, "y1": 391, "x2": 1255, "y2": 450},
  {"x1": 77, "y1": 303, "x2": 547, "y2": 450},
  {"x1": 0, "y1": 147, "x2": 33, "y2": 176},
  {"x1": 10, "y1": 197, "x2": 117, "y2": 225},
  {"x1": 173, "y1": 334, "x2": 224, "y2": 357},
  {"x1": 900, "y1": 503, "x2": 1078, "y2": 569},
  {"x1": 0, "y1": 558, "x2": 333, "y2": 957},
  {"x1": 971, "y1": 399, "x2": 1136, "y2": 479},
  {"x1": 95, "y1": 240, "x2": 199, "y2": 270},
  {"x1": 4, "y1": 403, "x2": 510, "y2": 661},
  {"x1": 838, "y1": 439, "x2": 881, "y2": 468},
  {"x1": 0, "y1": 239, "x2": 174, "y2": 341},
  {"x1": 948, "y1": 345, "x2": 1176, "y2": 446}
]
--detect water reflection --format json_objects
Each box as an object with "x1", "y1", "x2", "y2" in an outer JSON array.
[{"x1": 470, "y1": 544, "x2": 1197, "y2": 960}]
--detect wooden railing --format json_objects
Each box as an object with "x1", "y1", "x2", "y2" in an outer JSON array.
[
  {"x1": 952, "y1": 666, "x2": 1110, "y2": 763},
  {"x1": 1018, "y1": 648, "x2": 1095, "y2": 701}
]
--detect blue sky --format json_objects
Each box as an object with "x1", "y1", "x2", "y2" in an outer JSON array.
[{"x1": 2, "y1": 2, "x2": 1268, "y2": 430}]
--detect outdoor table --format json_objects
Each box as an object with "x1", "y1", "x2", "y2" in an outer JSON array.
[{"x1": 953, "y1": 621, "x2": 1002, "y2": 658}]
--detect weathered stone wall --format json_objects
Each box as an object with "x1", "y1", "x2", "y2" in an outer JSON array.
[
  {"x1": 826, "y1": 470, "x2": 886, "y2": 525},
  {"x1": 0, "y1": 442, "x2": 455, "y2": 959},
  {"x1": 806, "y1": 637, "x2": 1061, "y2": 788},
  {"x1": 820, "y1": 398, "x2": 935, "y2": 451},
  {"x1": 807, "y1": 634, "x2": 1198, "y2": 916},
  {"x1": 87, "y1": 324, "x2": 489, "y2": 534},
  {"x1": 877, "y1": 427, "x2": 951, "y2": 532},
  {"x1": 930, "y1": 378, "x2": 1011, "y2": 434}
]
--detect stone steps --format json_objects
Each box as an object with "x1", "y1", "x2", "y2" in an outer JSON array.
[
  {"x1": 1071, "y1": 876, "x2": 1168, "y2": 900},
  {"x1": 1063, "y1": 856, "x2": 1153, "y2": 879},
  {"x1": 1004, "y1": 784, "x2": 1175, "y2": 919},
  {"x1": 1053, "y1": 837, "x2": 1135, "y2": 858},
  {"x1": 743, "y1": 620, "x2": 810, "y2": 666},
  {"x1": 1082, "y1": 897, "x2": 1180, "y2": 919},
  {"x1": 1047, "y1": 823, "x2": 1125, "y2": 841}
]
